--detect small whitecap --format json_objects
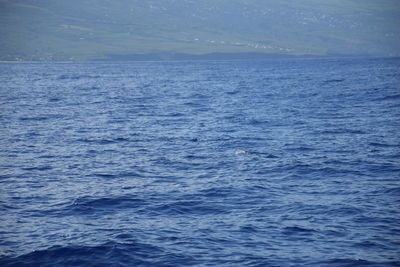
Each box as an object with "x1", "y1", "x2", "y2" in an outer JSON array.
[{"x1": 235, "y1": 150, "x2": 252, "y2": 155}]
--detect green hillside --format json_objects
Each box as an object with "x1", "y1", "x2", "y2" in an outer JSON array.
[{"x1": 1, "y1": 0, "x2": 399, "y2": 60}]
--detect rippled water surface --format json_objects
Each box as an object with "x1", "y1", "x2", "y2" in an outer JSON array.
[{"x1": 1, "y1": 58, "x2": 400, "y2": 266}]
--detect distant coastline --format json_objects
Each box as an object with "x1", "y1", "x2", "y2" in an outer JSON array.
[
  {"x1": 1, "y1": 52, "x2": 390, "y2": 62},
  {"x1": 107, "y1": 52, "x2": 399, "y2": 62},
  {"x1": 102, "y1": 52, "x2": 315, "y2": 61}
]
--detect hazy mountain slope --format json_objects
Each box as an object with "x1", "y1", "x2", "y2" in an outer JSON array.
[{"x1": 1, "y1": 0, "x2": 399, "y2": 60}]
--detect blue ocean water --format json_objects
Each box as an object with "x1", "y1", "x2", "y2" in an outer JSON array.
[{"x1": 0, "y1": 58, "x2": 399, "y2": 266}]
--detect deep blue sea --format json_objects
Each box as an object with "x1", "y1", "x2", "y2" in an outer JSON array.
[{"x1": 0, "y1": 58, "x2": 399, "y2": 266}]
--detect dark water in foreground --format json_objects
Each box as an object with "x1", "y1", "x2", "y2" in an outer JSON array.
[{"x1": 0, "y1": 58, "x2": 399, "y2": 266}]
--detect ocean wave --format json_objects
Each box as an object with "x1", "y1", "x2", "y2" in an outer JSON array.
[
  {"x1": 313, "y1": 258, "x2": 399, "y2": 267},
  {"x1": 65, "y1": 196, "x2": 147, "y2": 215},
  {"x1": 322, "y1": 78, "x2": 345, "y2": 83},
  {"x1": 57, "y1": 74, "x2": 101, "y2": 80},
  {"x1": 75, "y1": 137, "x2": 130, "y2": 144},
  {"x1": 150, "y1": 200, "x2": 228, "y2": 216},
  {"x1": 315, "y1": 129, "x2": 367, "y2": 135},
  {"x1": 374, "y1": 94, "x2": 400, "y2": 101},
  {"x1": 282, "y1": 226, "x2": 318, "y2": 236},
  {"x1": 369, "y1": 142, "x2": 398, "y2": 148},
  {"x1": 0, "y1": 241, "x2": 198, "y2": 267}
]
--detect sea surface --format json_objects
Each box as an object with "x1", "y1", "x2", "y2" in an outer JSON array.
[{"x1": 0, "y1": 58, "x2": 399, "y2": 266}]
